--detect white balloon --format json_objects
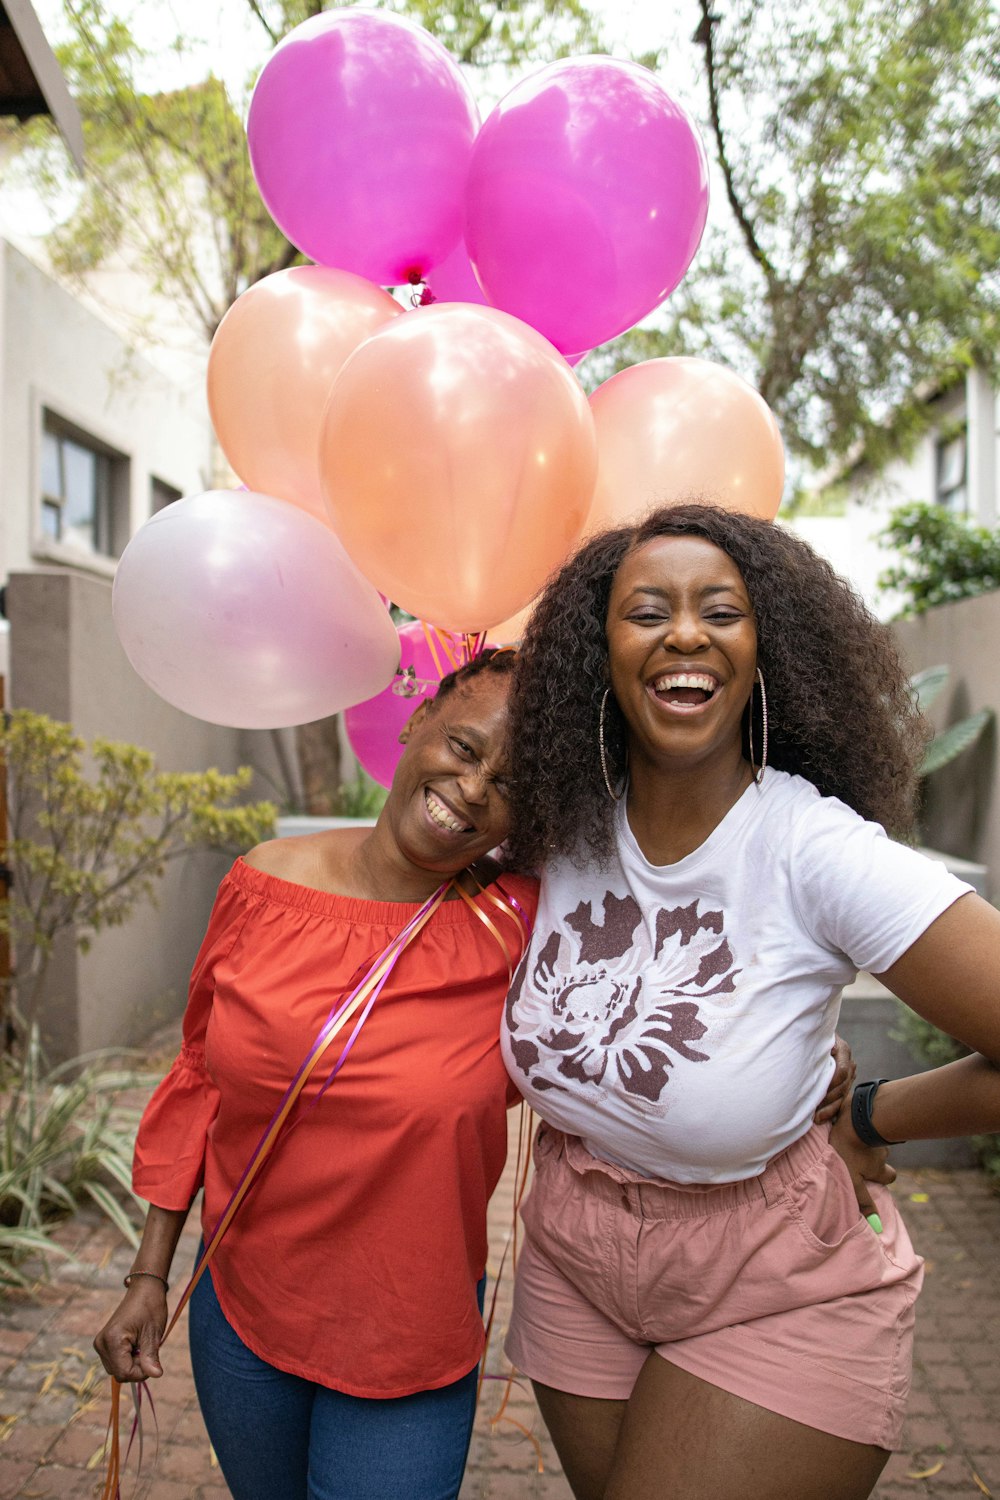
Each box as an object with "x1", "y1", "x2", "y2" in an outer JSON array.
[{"x1": 112, "y1": 490, "x2": 400, "y2": 728}]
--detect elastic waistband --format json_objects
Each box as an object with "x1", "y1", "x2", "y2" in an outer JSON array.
[{"x1": 545, "y1": 1124, "x2": 832, "y2": 1221}]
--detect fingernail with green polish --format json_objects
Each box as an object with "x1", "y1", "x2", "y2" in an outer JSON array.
[{"x1": 866, "y1": 1212, "x2": 883, "y2": 1234}]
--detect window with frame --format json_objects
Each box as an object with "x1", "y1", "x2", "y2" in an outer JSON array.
[
  {"x1": 40, "y1": 415, "x2": 129, "y2": 557},
  {"x1": 935, "y1": 427, "x2": 968, "y2": 515},
  {"x1": 151, "y1": 477, "x2": 183, "y2": 513}
]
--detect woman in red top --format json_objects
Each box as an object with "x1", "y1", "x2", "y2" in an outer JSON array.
[{"x1": 94, "y1": 650, "x2": 538, "y2": 1500}]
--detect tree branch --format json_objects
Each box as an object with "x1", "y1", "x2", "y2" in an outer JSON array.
[
  {"x1": 458, "y1": 6, "x2": 499, "y2": 66},
  {"x1": 694, "y1": 0, "x2": 776, "y2": 286},
  {"x1": 244, "y1": 0, "x2": 279, "y2": 46}
]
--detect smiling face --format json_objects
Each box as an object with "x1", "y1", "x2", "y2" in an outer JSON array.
[
  {"x1": 382, "y1": 672, "x2": 514, "y2": 876},
  {"x1": 605, "y1": 534, "x2": 758, "y2": 774}
]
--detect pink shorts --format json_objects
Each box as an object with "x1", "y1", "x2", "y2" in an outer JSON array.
[{"x1": 505, "y1": 1123, "x2": 923, "y2": 1451}]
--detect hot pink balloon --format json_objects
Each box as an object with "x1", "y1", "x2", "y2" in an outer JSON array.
[
  {"x1": 112, "y1": 491, "x2": 400, "y2": 729},
  {"x1": 345, "y1": 621, "x2": 464, "y2": 788},
  {"x1": 247, "y1": 10, "x2": 480, "y2": 283},
  {"x1": 423, "y1": 240, "x2": 489, "y2": 307},
  {"x1": 465, "y1": 57, "x2": 709, "y2": 355}
]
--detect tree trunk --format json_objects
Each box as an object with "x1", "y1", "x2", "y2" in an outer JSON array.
[{"x1": 294, "y1": 716, "x2": 343, "y2": 816}]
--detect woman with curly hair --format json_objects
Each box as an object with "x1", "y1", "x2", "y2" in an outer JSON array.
[{"x1": 501, "y1": 503, "x2": 1000, "y2": 1500}]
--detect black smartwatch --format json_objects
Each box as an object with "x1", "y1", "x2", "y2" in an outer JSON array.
[{"x1": 850, "y1": 1079, "x2": 905, "y2": 1148}]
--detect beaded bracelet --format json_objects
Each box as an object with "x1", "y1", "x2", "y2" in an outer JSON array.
[{"x1": 123, "y1": 1269, "x2": 169, "y2": 1291}]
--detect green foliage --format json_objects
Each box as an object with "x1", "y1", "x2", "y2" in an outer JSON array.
[
  {"x1": 39, "y1": 0, "x2": 292, "y2": 337},
  {"x1": 891, "y1": 1006, "x2": 1000, "y2": 1181},
  {"x1": 21, "y1": 0, "x2": 998, "y2": 461},
  {"x1": 33, "y1": 0, "x2": 603, "y2": 339},
  {"x1": 879, "y1": 501, "x2": 1000, "y2": 617},
  {"x1": 0, "y1": 1026, "x2": 151, "y2": 1288},
  {"x1": 905, "y1": 665, "x2": 993, "y2": 779},
  {"x1": 609, "y1": 0, "x2": 999, "y2": 464},
  {"x1": 909, "y1": 665, "x2": 950, "y2": 715},
  {"x1": 920, "y1": 710, "x2": 993, "y2": 779},
  {"x1": 336, "y1": 767, "x2": 389, "y2": 819},
  {"x1": 2, "y1": 710, "x2": 276, "y2": 1035},
  {"x1": 249, "y1": 0, "x2": 601, "y2": 68}
]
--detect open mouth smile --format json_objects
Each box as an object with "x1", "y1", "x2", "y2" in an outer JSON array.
[
  {"x1": 648, "y1": 671, "x2": 720, "y2": 711},
  {"x1": 424, "y1": 787, "x2": 474, "y2": 834}
]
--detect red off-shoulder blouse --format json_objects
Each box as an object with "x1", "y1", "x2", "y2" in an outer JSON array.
[{"x1": 133, "y1": 858, "x2": 538, "y2": 1398}]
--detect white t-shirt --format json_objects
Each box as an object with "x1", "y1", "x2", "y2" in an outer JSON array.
[{"x1": 501, "y1": 768, "x2": 971, "y2": 1183}]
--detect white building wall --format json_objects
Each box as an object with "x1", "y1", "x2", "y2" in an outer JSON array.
[
  {"x1": 0, "y1": 238, "x2": 212, "y2": 586},
  {"x1": 788, "y1": 375, "x2": 1000, "y2": 619}
]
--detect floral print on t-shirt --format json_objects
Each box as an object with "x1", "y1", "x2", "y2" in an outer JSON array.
[{"x1": 506, "y1": 889, "x2": 741, "y2": 1106}]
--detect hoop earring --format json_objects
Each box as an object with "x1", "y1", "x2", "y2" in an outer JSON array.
[
  {"x1": 748, "y1": 667, "x2": 768, "y2": 785},
  {"x1": 599, "y1": 688, "x2": 627, "y2": 802}
]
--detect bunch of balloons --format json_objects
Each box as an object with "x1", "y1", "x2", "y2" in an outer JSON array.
[{"x1": 113, "y1": 8, "x2": 785, "y2": 766}]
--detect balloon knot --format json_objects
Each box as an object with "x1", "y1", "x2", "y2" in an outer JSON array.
[{"x1": 418, "y1": 286, "x2": 437, "y2": 306}]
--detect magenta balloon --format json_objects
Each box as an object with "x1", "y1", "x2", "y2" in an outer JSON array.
[
  {"x1": 345, "y1": 620, "x2": 460, "y2": 787},
  {"x1": 247, "y1": 10, "x2": 479, "y2": 283},
  {"x1": 423, "y1": 240, "x2": 489, "y2": 307},
  {"x1": 112, "y1": 491, "x2": 401, "y2": 729},
  {"x1": 465, "y1": 57, "x2": 709, "y2": 355}
]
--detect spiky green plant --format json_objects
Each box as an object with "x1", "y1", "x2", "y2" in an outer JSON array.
[
  {"x1": 910, "y1": 665, "x2": 993, "y2": 778},
  {"x1": 0, "y1": 1026, "x2": 151, "y2": 1290}
]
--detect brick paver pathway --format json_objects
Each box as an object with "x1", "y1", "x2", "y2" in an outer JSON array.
[{"x1": 2, "y1": 1103, "x2": 998, "y2": 1498}]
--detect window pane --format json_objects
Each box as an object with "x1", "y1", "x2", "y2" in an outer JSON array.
[
  {"x1": 59, "y1": 439, "x2": 98, "y2": 550},
  {"x1": 937, "y1": 434, "x2": 966, "y2": 494},
  {"x1": 39, "y1": 415, "x2": 126, "y2": 558},
  {"x1": 61, "y1": 438, "x2": 98, "y2": 531},
  {"x1": 41, "y1": 429, "x2": 63, "y2": 499},
  {"x1": 41, "y1": 499, "x2": 61, "y2": 539}
]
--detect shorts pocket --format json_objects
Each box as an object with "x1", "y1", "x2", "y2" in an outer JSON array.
[
  {"x1": 783, "y1": 1146, "x2": 872, "y2": 1257},
  {"x1": 521, "y1": 1135, "x2": 569, "y2": 1244}
]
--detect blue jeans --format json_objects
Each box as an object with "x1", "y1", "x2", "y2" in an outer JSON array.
[{"x1": 188, "y1": 1264, "x2": 484, "y2": 1500}]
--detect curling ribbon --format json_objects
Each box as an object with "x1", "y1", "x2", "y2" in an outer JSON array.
[{"x1": 102, "y1": 873, "x2": 529, "y2": 1499}]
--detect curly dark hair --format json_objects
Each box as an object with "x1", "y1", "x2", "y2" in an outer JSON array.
[{"x1": 505, "y1": 503, "x2": 926, "y2": 869}]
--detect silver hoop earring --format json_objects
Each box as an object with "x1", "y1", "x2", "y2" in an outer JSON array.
[
  {"x1": 599, "y1": 688, "x2": 627, "y2": 802},
  {"x1": 748, "y1": 667, "x2": 768, "y2": 785}
]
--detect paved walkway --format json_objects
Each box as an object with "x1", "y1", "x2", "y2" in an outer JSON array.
[{"x1": 1, "y1": 1064, "x2": 998, "y2": 1499}]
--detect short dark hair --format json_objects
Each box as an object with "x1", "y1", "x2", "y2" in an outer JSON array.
[
  {"x1": 505, "y1": 503, "x2": 926, "y2": 869},
  {"x1": 431, "y1": 645, "x2": 517, "y2": 707}
]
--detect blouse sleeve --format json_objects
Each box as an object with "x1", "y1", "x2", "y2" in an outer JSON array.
[{"x1": 132, "y1": 869, "x2": 250, "y2": 1211}]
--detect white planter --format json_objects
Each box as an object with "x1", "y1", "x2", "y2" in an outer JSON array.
[{"x1": 276, "y1": 815, "x2": 376, "y2": 837}]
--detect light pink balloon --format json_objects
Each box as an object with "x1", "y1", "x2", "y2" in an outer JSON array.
[
  {"x1": 112, "y1": 491, "x2": 400, "y2": 729},
  {"x1": 345, "y1": 620, "x2": 464, "y2": 788},
  {"x1": 465, "y1": 56, "x2": 709, "y2": 355},
  {"x1": 247, "y1": 10, "x2": 479, "y2": 283}
]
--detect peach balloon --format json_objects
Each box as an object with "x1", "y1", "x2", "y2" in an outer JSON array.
[
  {"x1": 319, "y1": 304, "x2": 597, "y2": 631},
  {"x1": 586, "y1": 357, "x2": 785, "y2": 532},
  {"x1": 486, "y1": 600, "x2": 536, "y2": 644},
  {"x1": 207, "y1": 267, "x2": 401, "y2": 522}
]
